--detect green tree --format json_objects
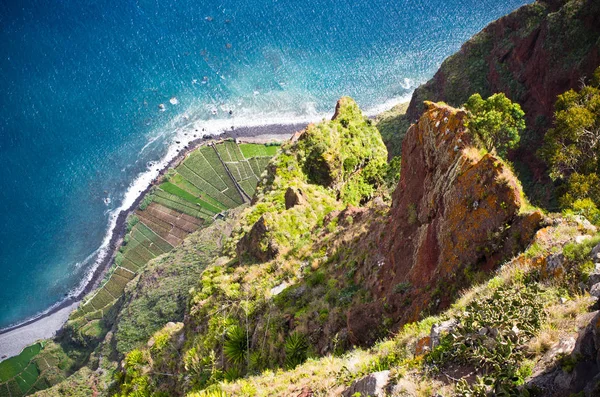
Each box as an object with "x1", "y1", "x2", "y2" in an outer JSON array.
[
  {"x1": 540, "y1": 66, "x2": 600, "y2": 221},
  {"x1": 464, "y1": 93, "x2": 525, "y2": 159},
  {"x1": 541, "y1": 67, "x2": 600, "y2": 180}
]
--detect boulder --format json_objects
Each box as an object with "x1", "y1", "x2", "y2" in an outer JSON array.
[
  {"x1": 236, "y1": 215, "x2": 278, "y2": 262},
  {"x1": 342, "y1": 370, "x2": 390, "y2": 397},
  {"x1": 589, "y1": 264, "x2": 600, "y2": 288},
  {"x1": 527, "y1": 311, "x2": 600, "y2": 396},
  {"x1": 430, "y1": 319, "x2": 458, "y2": 349},
  {"x1": 284, "y1": 187, "x2": 306, "y2": 209}
]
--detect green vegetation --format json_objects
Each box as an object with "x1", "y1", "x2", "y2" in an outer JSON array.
[
  {"x1": 373, "y1": 102, "x2": 410, "y2": 158},
  {"x1": 429, "y1": 283, "x2": 545, "y2": 394},
  {"x1": 284, "y1": 332, "x2": 309, "y2": 369},
  {"x1": 296, "y1": 97, "x2": 388, "y2": 205},
  {"x1": 0, "y1": 344, "x2": 43, "y2": 396},
  {"x1": 239, "y1": 143, "x2": 280, "y2": 158},
  {"x1": 541, "y1": 67, "x2": 600, "y2": 221},
  {"x1": 11, "y1": 142, "x2": 278, "y2": 396},
  {"x1": 464, "y1": 92, "x2": 525, "y2": 159},
  {"x1": 110, "y1": 98, "x2": 392, "y2": 396}
]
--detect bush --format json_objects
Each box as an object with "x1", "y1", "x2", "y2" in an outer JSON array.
[
  {"x1": 464, "y1": 93, "x2": 525, "y2": 159},
  {"x1": 540, "y1": 67, "x2": 600, "y2": 218},
  {"x1": 223, "y1": 325, "x2": 248, "y2": 367},
  {"x1": 541, "y1": 67, "x2": 600, "y2": 181},
  {"x1": 428, "y1": 283, "x2": 545, "y2": 394},
  {"x1": 284, "y1": 332, "x2": 308, "y2": 369}
]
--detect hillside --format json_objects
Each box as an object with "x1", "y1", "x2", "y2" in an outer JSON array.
[
  {"x1": 406, "y1": 0, "x2": 600, "y2": 207},
  {"x1": 0, "y1": 140, "x2": 279, "y2": 397},
  {"x1": 2, "y1": 0, "x2": 600, "y2": 395}
]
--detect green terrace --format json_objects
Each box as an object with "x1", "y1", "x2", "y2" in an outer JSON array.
[
  {"x1": 0, "y1": 343, "x2": 44, "y2": 397},
  {"x1": 70, "y1": 140, "x2": 279, "y2": 333},
  {"x1": 0, "y1": 139, "x2": 280, "y2": 396}
]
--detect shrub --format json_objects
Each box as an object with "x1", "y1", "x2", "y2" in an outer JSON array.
[
  {"x1": 428, "y1": 283, "x2": 545, "y2": 394},
  {"x1": 541, "y1": 67, "x2": 600, "y2": 181},
  {"x1": 284, "y1": 332, "x2": 308, "y2": 369},
  {"x1": 223, "y1": 325, "x2": 248, "y2": 367},
  {"x1": 540, "y1": 67, "x2": 600, "y2": 218},
  {"x1": 464, "y1": 92, "x2": 525, "y2": 159}
]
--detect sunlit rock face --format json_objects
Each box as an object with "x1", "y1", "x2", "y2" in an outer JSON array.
[{"x1": 348, "y1": 102, "x2": 542, "y2": 346}]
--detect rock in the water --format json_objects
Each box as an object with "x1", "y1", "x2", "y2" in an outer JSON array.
[{"x1": 342, "y1": 370, "x2": 390, "y2": 397}]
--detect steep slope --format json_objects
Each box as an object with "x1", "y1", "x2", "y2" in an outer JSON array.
[
  {"x1": 407, "y1": 0, "x2": 600, "y2": 129},
  {"x1": 405, "y1": 0, "x2": 600, "y2": 206},
  {"x1": 339, "y1": 102, "x2": 542, "y2": 345}
]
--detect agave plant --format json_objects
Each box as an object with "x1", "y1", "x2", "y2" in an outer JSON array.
[
  {"x1": 223, "y1": 325, "x2": 248, "y2": 367},
  {"x1": 284, "y1": 332, "x2": 309, "y2": 369}
]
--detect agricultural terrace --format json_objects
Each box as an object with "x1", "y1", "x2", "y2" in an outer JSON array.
[
  {"x1": 1, "y1": 140, "x2": 279, "y2": 395},
  {"x1": 0, "y1": 343, "x2": 44, "y2": 397}
]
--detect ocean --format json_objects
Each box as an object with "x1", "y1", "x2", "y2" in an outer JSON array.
[{"x1": 0, "y1": 0, "x2": 529, "y2": 329}]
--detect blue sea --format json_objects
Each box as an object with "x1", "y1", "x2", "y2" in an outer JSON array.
[{"x1": 0, "y1": 0, "x2": 529, "y2": 329}]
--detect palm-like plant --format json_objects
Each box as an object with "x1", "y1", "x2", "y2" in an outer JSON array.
[
  {"x1": 223, "y1": 325, "x2": 248, "y2": 366},
  {"x1": 284, "y1": 332, "x2": 308, "y2": 369}
]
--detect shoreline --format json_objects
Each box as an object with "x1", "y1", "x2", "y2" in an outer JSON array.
[{"x1": 0, "y1": 121, "x2": 306, "y2": 360}]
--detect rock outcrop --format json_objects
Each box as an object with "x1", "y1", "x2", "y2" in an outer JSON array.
[
  {"x1": 360, "y1": 103, "x2": 542, "y2": 336},
  {"x1": 405, "y1": 0, "x2": 600, "y2": 206},
  {"x1": 236, "y1": 215, "x2": 279, "y2": 262},
  {"x1": 407, "y1": 0, "x2": 600, "y2": 133}
]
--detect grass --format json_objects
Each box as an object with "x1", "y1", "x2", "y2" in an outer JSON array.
[{"x1": 239, "y1": 143, "x2": 280, "y2": 158}]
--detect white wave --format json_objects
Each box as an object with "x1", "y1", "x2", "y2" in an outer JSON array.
[{"x1": 364, "y1": 92, "x2": 414, "y2": 116}]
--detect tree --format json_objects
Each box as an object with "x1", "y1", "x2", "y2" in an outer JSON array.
[
  {"x1": 464, "y1": 93, "x2": 525, "y2": 159},
  {"x1": 539, "y1": 66, "x2": 600, "y2": 222},
  {"x1": 540, "y1": 67, "x2": 600, "y2": 181}
]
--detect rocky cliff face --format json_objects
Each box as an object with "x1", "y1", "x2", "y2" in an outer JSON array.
[
  {"x1": 348, "y1": 103, "x2": 542, "y2": 344},
  {"x1": 407, "y1": 0, "x2": 600, "y2": 129},
  {"x1": 405, "y1": 0, "x2": 600, "y2": 206}
]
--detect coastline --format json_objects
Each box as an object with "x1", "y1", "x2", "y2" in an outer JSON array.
[{"x1": 0, "y1": 122, "x2": 306, "y2": 361}]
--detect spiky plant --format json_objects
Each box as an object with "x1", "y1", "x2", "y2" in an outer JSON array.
[
  {"x1": 284, "y1": 332, "x2": 308, "y2": 369},
  {"x1": 223, "y1": 325, "x2": 248, "y2": 367}
]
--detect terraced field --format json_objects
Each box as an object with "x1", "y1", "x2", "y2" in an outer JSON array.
[
  {"x1": 0, "y1": 343, "x2": 45, "y2": 397},
  {"x1": 0, "y1": 140, "x2": 281, "y2": 395},
  {"x1": 68, "y1": 140, "x2": 278, "y2": 340}
]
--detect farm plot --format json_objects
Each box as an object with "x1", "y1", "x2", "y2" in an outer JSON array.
[
  {"x1": 66, "y1": 140, "x2": 278, "y2": 347},
  {"x1": 239, "y1": 143, "x2": 280, "y2": 158},
  {"x1": 168, "y1": 173, "x2": 227, "y2": 211},
  {"x1": 176, "y1": 165, "x2": 240, "y2": 209},
  {"x1": 158, "y1": 182, "x2": 222, "y2": 214}
]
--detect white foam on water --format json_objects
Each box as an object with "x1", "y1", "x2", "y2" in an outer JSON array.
[{"x1": 364, "y1": 92, "x2": 414, "y2": 116}]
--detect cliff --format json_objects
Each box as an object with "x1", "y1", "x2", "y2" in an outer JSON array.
[
  {"x1": 344, "y1": 102, "x2": 543, "y2": 346},
  {"x1": 407, "y1": 0, "x2": 600, "y2": 129},
  {"x1": 405, "y1": 0, "x2": 600, "y2": 206}
]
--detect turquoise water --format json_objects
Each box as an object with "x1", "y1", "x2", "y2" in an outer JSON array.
[{"x1": 0, "y1": 0, "x2": 529, "y2": 329}]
